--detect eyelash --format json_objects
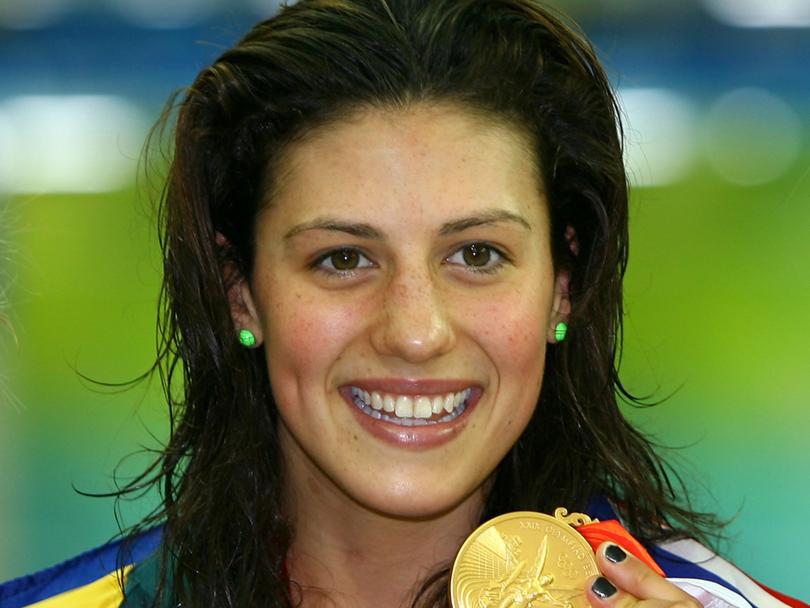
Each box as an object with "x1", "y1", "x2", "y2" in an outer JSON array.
[
  {"x1": 310, "y1": 248, "x2": 375, "y2": 278},
  {"x1": 444, "y1": 242, "x2": 510, "y2": 275},
  {"x1": 310, "y1": 242, "x2": 511, "y2": 278}
]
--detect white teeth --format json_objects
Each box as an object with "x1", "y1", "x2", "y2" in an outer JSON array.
[
  {"x1": 349, "y1": 386, "x2": 473, "y2": 426},
  {"x1": 394, "y1": 395, "x2": 414, "y2": 418},
  {"x1": 371, "y1": 391, "x2": 383, "y2": 411},
  {"x1": 414, "y1": 396, "x2": 432, "y2": 419}
]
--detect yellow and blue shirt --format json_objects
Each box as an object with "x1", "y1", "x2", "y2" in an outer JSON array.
[
  {"x1": 2, "y1": 500, "x2": 807, "y2": 608},
  {"x1": 0, "y1": 527, "x2": 161, "y2": 608}
]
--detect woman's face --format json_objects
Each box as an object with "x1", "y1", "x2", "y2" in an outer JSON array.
[{"x1": 234, "y1": 104, "x2": 569, "y2": 519}]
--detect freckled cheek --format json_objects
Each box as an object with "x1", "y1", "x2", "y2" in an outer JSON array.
[
  {"x1": 457, "y1": 293, "x2": 548, "y2": 371},
  {"x1": 261, "y1": 290, "x2": 373, "y2": 377}
]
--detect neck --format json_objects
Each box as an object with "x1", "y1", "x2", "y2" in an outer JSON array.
[
  {"x1": 281, "y1": 440, "x2": 485, "y2": 607},
  {"x1": 288, "y1": 503, "x2": 480, "y2": 608}
]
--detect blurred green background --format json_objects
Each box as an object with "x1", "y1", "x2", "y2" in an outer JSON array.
[{"x1": 1, "y1": 0, "x2": 808, "y2": 599}]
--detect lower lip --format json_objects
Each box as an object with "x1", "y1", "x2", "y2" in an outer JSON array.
[{"x1": 339, "y1": 387, "x2": 482, "y2": 449}]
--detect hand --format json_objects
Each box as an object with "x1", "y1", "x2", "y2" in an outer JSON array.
[{"x1": 585, "y1": 542, "x2": 703, "y2": 608}]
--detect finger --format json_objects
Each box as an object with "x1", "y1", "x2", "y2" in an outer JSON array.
[
  {"x1": 585, "y1": 575, "x2": 700, "y2": 608},
  {"x1": 585, "y1": 574, "x2": 672, "y2": 608},
  {"x1": 586, "y1": 575, "x2": 621, "y2": 604},
  {"x1": 590, "y1": 542, "x2": 699, "y2": 605}
]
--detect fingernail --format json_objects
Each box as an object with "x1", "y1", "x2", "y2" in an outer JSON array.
[
  {"x1": 605, "y1": 543, "x2": 627, "y2": 564},
  {"x1": 592, "y1": 576, "x2": 618, "y2": 599}
]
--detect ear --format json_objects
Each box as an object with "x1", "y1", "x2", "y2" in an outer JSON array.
[
  {"x1": 564, "y1": 224, "x2": 580, "y2": 257},
  {"x1": 218, "y1": 233, "x2": 264, "y2": 347},
  {"x1": 547, "y1": 267, "x2": 571, "y2": 344}
]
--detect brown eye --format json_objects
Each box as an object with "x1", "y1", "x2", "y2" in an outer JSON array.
[
  {"x1": 446, "y1": 242, "x2": 507, "y2": 274},
  {"x1": 315, "y1": 248, "x2": 374, "y2": 275},
  {"x1": 461, "y1": 243, "x2": 491, "y2": 267},
  {"x1": 330, "y1": 249, "x2": 360, "y2": 270}
]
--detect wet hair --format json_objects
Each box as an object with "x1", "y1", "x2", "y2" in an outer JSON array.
[{"x1": 121, "y1": 1, "x2": 719, "y2": 606}]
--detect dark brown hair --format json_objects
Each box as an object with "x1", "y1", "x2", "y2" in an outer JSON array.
[{"x1": 122, "y1": 1, "x2": 718, "y2": 605}]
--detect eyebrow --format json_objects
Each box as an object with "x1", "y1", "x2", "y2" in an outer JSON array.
[
  {"x1": 283, "y1": 209, "x2": 531, "y2": 241},
  {"x1": 438, "y1": 210, "x2": 531, "y2": 235},
  {"x1": 284, "y1": 219, "x2": 383, "y2": 241}
]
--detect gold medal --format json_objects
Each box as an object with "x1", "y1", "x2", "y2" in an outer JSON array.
[{"x1": 450, "y1": 508, "x2": 599, "y2": 608}]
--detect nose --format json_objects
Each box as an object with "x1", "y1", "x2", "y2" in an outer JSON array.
[{"x1": 369, "y1": 268, "x2": 455, "y2": 363}]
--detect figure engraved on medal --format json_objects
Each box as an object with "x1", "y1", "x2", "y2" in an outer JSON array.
[{"x1": 450, "y1": 511, "x2": 599, "y2": 608}]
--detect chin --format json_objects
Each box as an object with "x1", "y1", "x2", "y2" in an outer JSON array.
[{"x1": 348, "y1": 476, "x2": 485, "y2": 521}]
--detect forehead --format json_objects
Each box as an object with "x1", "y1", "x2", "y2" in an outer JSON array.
[{"x1": 263, "y1": 104, "x2": 547, "y2": 231}]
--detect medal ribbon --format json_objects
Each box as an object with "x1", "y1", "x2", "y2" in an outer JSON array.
[{"x1": 577, "y1": 519, "x2": 666, "y2": 577}]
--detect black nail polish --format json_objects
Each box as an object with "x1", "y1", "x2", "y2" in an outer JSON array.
[
  {"x1": 592, "y1": 576, "x2": 618, "y2": 599},
  {"x1": 605, "y1": 544, "x2": 627, "y2": 564}
]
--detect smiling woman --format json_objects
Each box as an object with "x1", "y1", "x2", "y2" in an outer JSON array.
[
  {"x1": 0, "y1": 1, "x2": 806, "y2": 608},
  {"x1": 236, "y1": 108, "x2": 560, "y2": 527}
]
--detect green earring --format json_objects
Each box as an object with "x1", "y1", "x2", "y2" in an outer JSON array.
[
  {"x1": 238, "y1": 329, "x2": 257, "y2": 348},
  {"x1": 554, "y1": 322, "x2": 568, "y2": 342}
]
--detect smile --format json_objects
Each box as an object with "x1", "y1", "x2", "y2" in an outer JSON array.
[{"x1": 349, "y1": 387, "x2": 472, "y2": 426}]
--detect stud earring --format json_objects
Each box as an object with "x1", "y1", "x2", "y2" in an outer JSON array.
[
  {"x1": 554, "y1": 322, "x2": 568, "y2": 342},
  {"x1": 238, "y1": 329, "x2": 257, "y2": 348}
]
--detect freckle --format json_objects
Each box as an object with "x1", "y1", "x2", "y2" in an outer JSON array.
[{"x1": 353, "y1": 434, "x2": 358, "y2": 441}]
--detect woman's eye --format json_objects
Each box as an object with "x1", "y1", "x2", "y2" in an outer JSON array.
[
  {"x1": 314, "y1": 248, "x2": 374, "y2": 274},
  {"x1": 445, "y1": 243, "x2": 507, "y2": 273}
]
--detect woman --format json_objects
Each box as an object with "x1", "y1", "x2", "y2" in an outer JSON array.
[{"x1": 1, "y1": 1, "x2": 805, "y2": 607}]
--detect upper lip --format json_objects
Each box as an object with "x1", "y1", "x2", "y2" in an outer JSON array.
[{"x1": 342, "y1": 378, "x2": 480, "y2": 395}]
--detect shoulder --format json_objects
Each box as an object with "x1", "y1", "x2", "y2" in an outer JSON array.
[
  {"x1": 0, "y1": 527, "x2": 163, "y2": 608},
  {"x1": 587, "y1": 497, "x2": 808, "y2": 608},
  {"x1": 650, "y1": 537, "x2": 808, "y2": 608}
]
